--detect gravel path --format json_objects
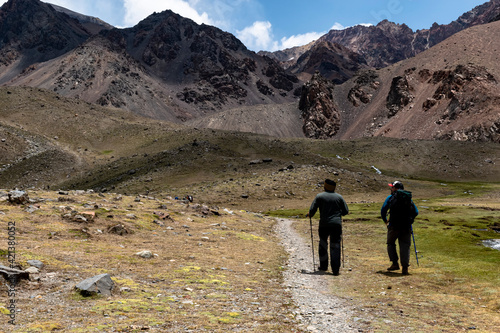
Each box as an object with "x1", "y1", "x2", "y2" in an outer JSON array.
[{"x1": 274, "y1": 218, "x2": 359, "y2": 333}]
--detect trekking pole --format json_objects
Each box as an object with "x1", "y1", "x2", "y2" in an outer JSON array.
[
  {"x1": 309, "y1": 217, "x2": 316, "y2": 272},
  {"x1": 341, "y1": 234, "x2": 344, "y2": 268},
  {"x1": 411, "y1": 225, "x2": 419, "y2": 266}
]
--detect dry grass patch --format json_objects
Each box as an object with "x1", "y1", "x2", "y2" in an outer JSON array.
[{"x1": 0, "y1": 190, "x2": 299, "y2": 332}]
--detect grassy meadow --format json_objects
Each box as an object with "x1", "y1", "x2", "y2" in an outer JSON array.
[
  {"x1": 0, "y1": 179, "x2": 498, "y2": 332},
  {"x1": 284, "y1": 180, "x2": 500, "y2": 332}
]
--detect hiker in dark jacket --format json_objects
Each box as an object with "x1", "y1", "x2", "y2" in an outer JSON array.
[
  {"x1": 381, "y1": 181, "x2": 418, "y2": 275},
  {"x1": 306, "y1": 179, "x2": 349, "y2": 275}
]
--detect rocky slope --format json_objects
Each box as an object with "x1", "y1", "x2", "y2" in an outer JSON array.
[
  {"x1": 0, "y1": 0, "x2": 94, "y2": 82},
  {"x1": 326, "y1": 20, "x2": 500, "y2": 142},
  {"x1": 287, "y1": 41, "x2": 369, "y2": 84},
  {"x1": 268, "y1": 0, "x2": 500, "y2": 72},
  {"x1": 0, "y1": 0, "x2": 300, "y2": 122}
]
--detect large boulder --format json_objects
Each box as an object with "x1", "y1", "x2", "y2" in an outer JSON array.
[
  {"x1": 7, "y1": 190, "x2": 29, "y2": 205},
  {"x1": 75, "y1": 273, "x2": 114, "y2": 296}
]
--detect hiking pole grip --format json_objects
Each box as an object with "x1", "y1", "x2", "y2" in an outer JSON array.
[{"x1": 309, "y1": 217, "x2": 316, "y2": 272}]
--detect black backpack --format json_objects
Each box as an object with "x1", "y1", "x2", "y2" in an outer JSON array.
[{"x1": 389, "y1": 190, "x2": 416, "y2": 227}]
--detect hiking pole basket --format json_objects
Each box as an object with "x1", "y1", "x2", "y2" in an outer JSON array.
[
  {"x1": 411, "y1": 225, "x2": 419, "y2": 266},
  {"x1": 309, "y1": 217, "x2": 316, "y2": 272}
]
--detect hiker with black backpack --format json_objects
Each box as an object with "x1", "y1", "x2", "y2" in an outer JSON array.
[{"x1": 381, "y1": 181, "x2": 418, "y2": 275}]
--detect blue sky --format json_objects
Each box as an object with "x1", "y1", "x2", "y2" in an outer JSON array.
[{"x1": 1, "y1": 0, "x2": 489, "y2": 51}]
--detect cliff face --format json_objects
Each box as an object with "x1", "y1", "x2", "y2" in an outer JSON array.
[{"x1": 299, "y1": 72, "x2": 341, "y2": 139}]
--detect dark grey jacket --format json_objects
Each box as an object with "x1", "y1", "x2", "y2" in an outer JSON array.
[{"x1": 309, "y1": 191, "x2": 349, "y2": 225}]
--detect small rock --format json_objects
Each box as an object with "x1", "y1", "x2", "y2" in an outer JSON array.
[
  {"x1": 107, "y1": 224, "x2": 129, "y2": 235},
  {"x1": 27, "y1": 260, "x2": 44, "y2": 269},
  {"x1": 25, "y1": 205, "x2": 39, "y2": 213},
  {"x1": 153, "y1": 220, "x2": 164, "y2": 226},
  {"x1": 135, "y1": 250, "x2": 153, "y2": 259},
  {"x1": 25, "y1": 267, "x2": 39, "y2": 274},
  {"x1": 73, "y1": 215, "x2": 88, "y2": 223},
  {"x1": 80, "y1": 211, "x2": 95, "y2": 221}
]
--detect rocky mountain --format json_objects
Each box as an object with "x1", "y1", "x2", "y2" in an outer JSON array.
[
  {"x1": 0, "y1": 0, "x2": 94, "y2": 82},
  {"x1": 1, "y1": 0, "x2": 500, "y2": 143},
  {"x1": 258, "y1": 41, "x2": 315, "y2": 69},
  {"x1": 49, "y1": 4, "x2": 114, "y2": 35},
  {"x1": 287, "y1": 41, "x2": 369, "y2": 84},
  {"x1": 104, "y1": 11, "x2": 299, "y2": 117},
  {"x1": 270, "y1": 0, "x2": 500, "y2": 71},
  {"x1": 299, "y1": 20, "x2": 500, "y2": 142},
  {"x1": 0, "y1": 0, "x2": 299, "y2": 122}
]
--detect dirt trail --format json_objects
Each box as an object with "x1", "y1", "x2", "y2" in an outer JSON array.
[{"x1": 274, "y1": 218, "x2": 359, "y2": 332}]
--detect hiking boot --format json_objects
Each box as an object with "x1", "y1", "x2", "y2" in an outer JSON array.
[
  {"x1": 318, "y1": 266, "x2": 327, "y2": 272},
  {"x1": 402, "y1": 267, "x2": 409, "y2": 275},
  {"x1": 332, "y1": 270, "x2": 340, "y2": 276},
  {"x1": 387, "y1": 262, "x2": 400, "y2": 271}
]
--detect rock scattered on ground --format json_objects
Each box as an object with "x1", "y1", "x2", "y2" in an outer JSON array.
[{"x1": 75, "y1": 273, "x2": 114, "y2": 297}]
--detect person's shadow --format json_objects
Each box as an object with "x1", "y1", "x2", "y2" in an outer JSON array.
[{"x1": 376, "y1": 270, "x2": 408, "y2": 277}]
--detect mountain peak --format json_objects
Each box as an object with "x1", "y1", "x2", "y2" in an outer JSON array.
[{"x1": 0, "y1": 0, "x2": 90, "y2": 77}]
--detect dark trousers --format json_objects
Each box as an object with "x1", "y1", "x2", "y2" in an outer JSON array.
[
  {"x1": 318, "y1": 223, "x2": 342, "y2": 272},
  {"x1": 387, "y1": 227, "x2": 412, "y2": 267}
]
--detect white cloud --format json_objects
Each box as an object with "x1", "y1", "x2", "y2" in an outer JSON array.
[
  {"x1": 278, "y1": 31, "x2": 325, "y2": 50},
  {"x1": 123, "y1": 0, "x2": 212, "y2": 26},
  {"x1": 331, "y1": 22, "x2": 346, "y2": 30},
  {"x1": 237, "y1": 21, "x2": 328, "y2": 52},
  {"x1": 236, "y1": 21, "x2": 276, "y2": 51},
  {"x1": 330, "y1": 22, "x2": 373, "y2": 31}
]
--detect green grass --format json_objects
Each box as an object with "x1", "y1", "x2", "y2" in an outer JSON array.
[{"x1": 287, "y1": 182, "x2": 500, "y2": 332}]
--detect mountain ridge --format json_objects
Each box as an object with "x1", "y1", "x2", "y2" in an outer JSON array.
[
  {"x1": 0, "y1": 0, "x2": 300, "y2": 122},
  {"x1": 267, "y1": 0, "x2": 500, "y2": 70},
  {"x1": 1, "y1": 0, "x2": 500, "y2": 142}
]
